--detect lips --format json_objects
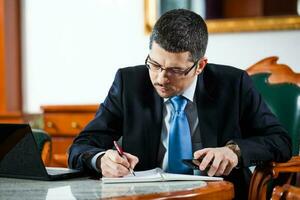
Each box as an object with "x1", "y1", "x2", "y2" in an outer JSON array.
[{"x1": 157, "y1": 85, "x2": 169, "y2": 93}]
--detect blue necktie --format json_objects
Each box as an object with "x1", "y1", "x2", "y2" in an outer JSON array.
[{"x1": 167, "y1": 96, "x2": 193, "y2": 174}]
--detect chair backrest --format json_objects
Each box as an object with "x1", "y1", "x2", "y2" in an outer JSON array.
[
  {"x1": 246, "y1": 57, "x2": 300, "y2": 200},
  {"x1": 32, "y1": 129, "x2": 52, "y2": 166},
  {"x1": 246, "y1": 56, "x2": 300, "y2": 155}
]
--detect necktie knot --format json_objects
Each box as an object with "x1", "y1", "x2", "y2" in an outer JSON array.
[{"x1": 170, "y1": 96, "x2": 187, "y2": 112}]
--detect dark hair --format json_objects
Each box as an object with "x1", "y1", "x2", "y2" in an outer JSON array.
[{"x1": 149, "y1": 9, "x2": 208, "y2": 62}]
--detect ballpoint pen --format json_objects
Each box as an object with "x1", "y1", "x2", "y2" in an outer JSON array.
[{"x1": 113, "y1": 141, "x2": 136, "y2": 176}]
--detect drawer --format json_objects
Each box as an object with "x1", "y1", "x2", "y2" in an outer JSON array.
[
  {"x1": 51, "y1": 137, "x2": 74, "y2": 154},
  {"x1": 44, "y1": 113, "x2": 95, "y2": 136},
  {"x1": 51, "y1": 154, "x2": 68, "y2": 167}
]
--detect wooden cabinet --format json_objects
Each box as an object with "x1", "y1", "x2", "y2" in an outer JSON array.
[
  {"x1": 0, "y1": 112, "x2": 24, "y2": 123},
  {"x1": 41, "y1": 105, "x2": 99, "y2": 167}
]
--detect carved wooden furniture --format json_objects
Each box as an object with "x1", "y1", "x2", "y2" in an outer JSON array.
[
  {"x1": 248, "y1": 156, "x2": 300, "y2": 200},
  {"x1": 41, "y1": 105, "x2": 99, "y2": 167},
  {"x1": 246, "y1": 57, "x2": 300, "y2": 200},
  {"x1": 247, "y1": 56, "x2": 300, "y2": 155},
  {"x1": 31, "y1": 129, "x2": 51, "y2": 166},
  {"x1": 272, "y1": 184, "x2": 300, "y2": 200}
]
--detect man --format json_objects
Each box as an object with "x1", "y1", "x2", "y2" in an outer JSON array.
[{"x1": 69, "y1": 9, "x2": 291, "y2": 199}]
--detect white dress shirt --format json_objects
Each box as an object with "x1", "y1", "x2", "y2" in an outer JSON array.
[
  {"x1": 160, "y1": 77, "x2": 199, "y2": 170},
  {"x1": 91, "y1": 77, "x2": 200, "y2": 172}
]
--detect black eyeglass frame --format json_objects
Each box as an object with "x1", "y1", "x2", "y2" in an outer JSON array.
[{"x1": 145, "y1": 55, "x2": 199, "y2": 76}]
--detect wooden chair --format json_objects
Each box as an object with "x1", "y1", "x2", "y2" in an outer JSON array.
[
  {"x1": 246, "y1": 57, "x2": 300, "y2": 200},
  {"x1": 248, "y1": 156, "x2": 300, "y2": 200},
  {"x1": 32, "y1": 129, "x2": 52, "y2": 166},
  {"x1": 272, "y1": 184, "x2": 300, "y2": 200}
]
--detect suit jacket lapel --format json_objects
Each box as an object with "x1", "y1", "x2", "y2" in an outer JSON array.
[
  {"x1": 151, "y1": 92, "x2": 163, "y2": 164},
  {"x1": 142, "y1": 74, "x2": 163, "y2": 168},
  {"x1": 195, "y1": 71, "x2": 219, "y2": 148}
]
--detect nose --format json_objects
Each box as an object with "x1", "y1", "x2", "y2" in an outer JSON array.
[{"x1": 156, "y1": 69, "x2": 170, "y2": 84}]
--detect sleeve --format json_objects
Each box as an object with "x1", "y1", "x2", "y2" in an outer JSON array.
[
  {"x1": 234, "y1": 71, "x2": 292, "y2": 167},
  {"x1": 68, "y1": 69, "x2": 124, "y2": 175}
]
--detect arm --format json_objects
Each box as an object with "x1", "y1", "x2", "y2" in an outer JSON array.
[
  {"x1": 194, "y1": 71, "x2": 292, "y2": 176},
  {"x1": 68, "y1": 69, "x2": 138, "y2": 176},
  {"x1": 234, "y1": 71, "x2": 292, "y2": 166}
]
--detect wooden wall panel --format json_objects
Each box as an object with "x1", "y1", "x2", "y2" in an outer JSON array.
[
  {"x1": 0, "y1": 0, "x2": 22, "y2": 114},
  {"x1": 0, "y1": 0, "x2": 6, "y2": 112}
]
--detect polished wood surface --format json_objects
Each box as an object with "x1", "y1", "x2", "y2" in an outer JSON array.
[
  {"x1": 0, "y1": 112, "x2": 24, "y2": 123},
  {"x1": 107, "y1": 181, "x2": 234, "y2": 200},
  {"x1": 272, "y1": 185, "x2": 285, "y2": 200},
  {"x1": 247, "y1": 56, "x2": 300, "y2": 87},
  {"x1": 0, "y1": 177, "x2": 234, "y2": 200},
  {"x1": 41, "y1": 105, "x2": 99, "y2": 112},
  {"x1": 248, "y1": 156, "x2": 300, "y2": 200},
  {"x1": 51, "y1": 137, "x2": 74, "y2": 166},
  {"x1": 0, "y1": 0, "x2": 5, "y2": 112},
  {"x1": 41, "y1": 104, "x2": 99, "y2": 167},
  {"x1": 44, "y1": 113, "x2": 96, "y2": 136},
  {"x1": 0, "y1": 0, "x2": 22, "y2": 113},
  {"x1": 272, "y1": 184, "x2": 300, "y2": 200},
  {"x1": 41, "y1": 141, "x2": 51, "y2": 166},
  {"x1": 247, "y1": 57, "x2": 300, "y2": 200},
  {"x1": 0, "y1": 112, "x2": 42, "y2": 125}
]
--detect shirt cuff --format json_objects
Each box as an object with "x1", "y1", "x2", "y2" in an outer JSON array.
[{"x1": 91, "y1": 151, "x2": 106, "y2": 172}]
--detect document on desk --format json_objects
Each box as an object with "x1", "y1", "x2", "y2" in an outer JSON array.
[{"x1": 101, "y1": 168, "x2": 223, "y2": 184}]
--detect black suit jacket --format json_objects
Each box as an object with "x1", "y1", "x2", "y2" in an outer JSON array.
[{"x1": 69, "y1": 63, "x2": 291, "y2": 199}]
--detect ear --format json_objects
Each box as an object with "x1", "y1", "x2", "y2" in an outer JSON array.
[{"x1": 195, "y1": 57, "x2": 208, "y2": 75}]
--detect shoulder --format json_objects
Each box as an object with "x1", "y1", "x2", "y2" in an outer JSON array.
[
  {"x1": 203, "y1": 63, "x2": 250, "y2": 85},
  {"x1": 201, "y1": 63, "x2": 252, "y2": 97},
  {"x1": 204, "y1": 63, "x2": 245, "y2": 79},
  {"x1": 118, "y1": 65, "x2": 148, "y2": 76},
  {"x1": 112, "y1": 65, "x2": 149, "y2": 82},
  {"x1": 114, "y1": 65, "x2": 152, "y2": 89}
]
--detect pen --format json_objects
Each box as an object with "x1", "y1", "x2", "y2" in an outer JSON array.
[{"x1": 113, "y1": 141, "x2": 136, "y2": 176}]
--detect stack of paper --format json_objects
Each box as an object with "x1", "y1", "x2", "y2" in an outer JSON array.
[{"x1": 101, "y1": 168, "x2": 223, "y2": 184}]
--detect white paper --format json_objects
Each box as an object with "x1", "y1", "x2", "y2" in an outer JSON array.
[{"x1": 101, "y1": 168, "x2": 223, "y2": 184}]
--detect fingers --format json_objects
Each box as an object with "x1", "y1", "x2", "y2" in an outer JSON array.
[
  {"x1": 194, "y1": 148, "x2": 210, "y2": 159},
  {"x1": 199, "y1": 151, "x2": 214, "y2": 171},
  {"x1": 223, "y1": 162, "x2": 235, "y2": 176},
  {"x1": 100, "y1": 150, "x2": 132, "y2": 177},
  {"x1": 123, "y1": 152, "x2": 139, "y2": 169},
  {"x1": 223, "y1": 147, "x2": 239, "y2": 176},
  {"x1": 101, "y1": 157, "x2": 128, "y2": 177},
  {"x1": 214, "y1": 159, "x2": 228, "y2": 176},
  {"x1": 194, "y1": 147, "x2": 239, "y2": 177},
  {"x1": 207, "y1": 153, "x2": 222, "y2": 176},
  {"x1": 194, "y1": 148, "x2": 212, "y2": 171}
]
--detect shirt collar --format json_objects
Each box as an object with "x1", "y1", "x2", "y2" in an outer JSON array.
[{"x1": 163, "y1": 76, "x2": 198, "y2": 103}]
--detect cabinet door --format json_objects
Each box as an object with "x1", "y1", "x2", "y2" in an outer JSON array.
[{"x1": 50, "y1": 137, "x2": 74, "y2": 167}]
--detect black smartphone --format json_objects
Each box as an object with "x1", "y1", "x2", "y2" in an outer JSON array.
[
  {"x1": 182, "y1": 158, "x2": 212, "y2": 170},
  {"x1": 182, "y1": 159, "x2": 202, "y2": 170}
]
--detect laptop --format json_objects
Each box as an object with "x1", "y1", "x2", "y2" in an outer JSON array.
[{"x1": 0, "y1": 123, "x2": 84, "y2": 180}]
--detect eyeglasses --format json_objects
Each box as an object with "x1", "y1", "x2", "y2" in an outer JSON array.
[{"x1": 145, "y1": 55, "x2": 199, "y2": 77}]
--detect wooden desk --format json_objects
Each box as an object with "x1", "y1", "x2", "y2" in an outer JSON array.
[
  {"x1": 41, "y1": 105, "x2": 99, "y2": 167},
  {"x1": 112, "y1": 181, "x2": 234, "y2": 200},
  {"x1": 0, "y1": 177, "x2": 234, "y2": 200}
]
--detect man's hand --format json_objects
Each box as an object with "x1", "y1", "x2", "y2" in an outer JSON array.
[
  {"x1": 98, "y1": 149, "x2": 139, "y2": 177},
  {"x1": 194, "y1": 147, "x2": 238, "y2": 176}
]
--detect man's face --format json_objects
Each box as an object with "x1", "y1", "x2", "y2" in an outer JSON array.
[{"x1": 148, "y1": 42, "x2": 207, "y2": 98}]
